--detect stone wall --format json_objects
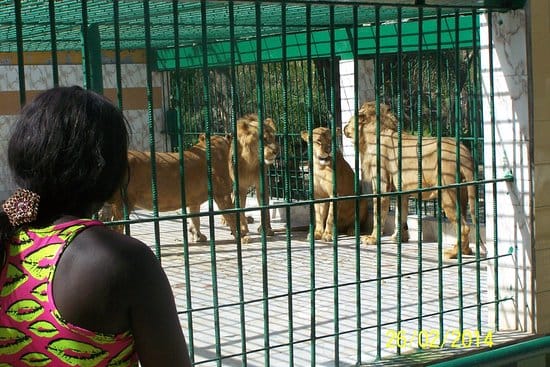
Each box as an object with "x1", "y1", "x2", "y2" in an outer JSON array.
[{"x1": 0, "y1": 51, "x2": 168, "y2": 200}]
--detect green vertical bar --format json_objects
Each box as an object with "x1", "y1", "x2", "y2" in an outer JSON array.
[
  {"x1": 112, "y1": 0, "x2": 131, "y2": 236},
  {"x1": 142, "y1": 0, "x2": 161, "y2": 259},
  {"x1": 416, "y1": 6, "x2": 424, "y2": 341},
  {"x1": 112, "y1": 1, "x2": 123, "y2": 110},
  {"x1": 374, "y1": 5, "x2": 382, "y2": 361},
  {"x1": 380, "y1": 60, "x2": 386, "y2": 98},
  {"x1": 14, "y1": 0, "x2": 25, "y2": 107},
  {"x1": 254, "y1": 2, "x2": 270, "y2": 365},
  {"x1": 48, "y1": 0, "x2": 59, "y2": 87},
  {"x1": 453, "y1": 9, "x2": 464, "y2": 334},
  {"x1": 281, "y1": 2, "x2": 295, "y2": 366},
  {"x1": 388, "y1": 61, "x2": 394, "y2": 107},
  {"x1": 426, "y1": 59, "x2": 433, "y2": 138},
  {"x1": 171, "y1": 0, "x2": 195, "y2": 364},
  {"x1": 328, "y1": 5, "x2": 340, "y2": 364},
  {"x1": 471, "y1": 8, "x2": 483, "y2": 332},
  {"x1": 436, "y1": 7, "x2": 445, "y2": 348},
  {"x1": 87, "y1": 24, "x2": 103, "y2": 94},
  {"x1": 80, "y1": 0, "x2": 90, "y2": 89},
  {"x1": 228, "y1": 2, "x2": 248, "y2": 364},
  {"x1": 407, "y1": 63, "x2": 413, "y2": 132},
  {"x1": 395, "y1": 5, "x2": 403, "y2": 356},
  {"x1": 352, "y1": 6, "x2": 362, "y2": 364},
  {"x1": 304, "y1": 4, "x2": 316, "y2": 366},
  {"x1": 487, "y1": 11, "x2": 500, "y2": 330},
  {"x1": 200, "y1": 2, "x2": 221, "y2": 364}
]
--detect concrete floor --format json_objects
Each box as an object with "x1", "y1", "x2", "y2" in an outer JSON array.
[{"x1": 126, "y1": 202, "x2": 531, "y2": 366}]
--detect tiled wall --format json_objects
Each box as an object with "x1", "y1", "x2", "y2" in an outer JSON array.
[
  {"x1": 0, "y1": 52, "x2": 168, "y2": 200},
  {"x1": 481, "y1": 9, "x2": 532, "y2": 332}
]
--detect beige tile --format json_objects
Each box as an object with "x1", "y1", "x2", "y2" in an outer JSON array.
[
  {"x1": 528, "y1": 1, "x2": 550, "y2": 36},
  {"x1": 534, "y1": 123, "x2": 550, "y2": 164},
  {"x1": 535, "y1": 207, "x2": 550, "y2": 249},
  {"x1": 533, "y1": 83, "x2": 550, "y2": 122},
  {"x1": 534, "y1": 164, "x2": 550, "y2": 206},
  {"x1": 536, "y1": 291, "x2": 550, "y2": 333},
  {"x1": 530, "y1": 0, "x2": 550, "y2": 128},
  {"x1": 535, "y1": 249, "x2": 550, "y2": 291}
]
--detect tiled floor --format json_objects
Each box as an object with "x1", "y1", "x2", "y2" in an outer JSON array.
[{"x1": 126, "y1": 203, "x2": 531, "y2": 366}]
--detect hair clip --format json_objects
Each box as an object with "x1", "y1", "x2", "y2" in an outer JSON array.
[{"x1": 2, "y1": 188, "x2": 40, "y2": 227}]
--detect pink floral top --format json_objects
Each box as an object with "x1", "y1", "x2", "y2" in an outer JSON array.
[{"x1": 0, "y1": 218, "x2": 138, "y2": 366}]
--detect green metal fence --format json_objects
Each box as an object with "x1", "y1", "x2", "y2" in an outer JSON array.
[{"x1": 0, "y1": 0, "x2": 527, "y2": 366}]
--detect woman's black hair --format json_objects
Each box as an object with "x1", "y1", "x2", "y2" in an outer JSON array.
[{"x1": 0, "y1": 86, "x2": 129, "y2": 235}]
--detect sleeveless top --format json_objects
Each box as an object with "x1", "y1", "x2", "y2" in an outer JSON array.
[{"x1": 0, "y1": 218, "x2": 138, "y2": 367}]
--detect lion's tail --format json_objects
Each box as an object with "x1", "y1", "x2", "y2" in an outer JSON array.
[
  {"x1": 460, "y1": 148, "x2": 487, "y2": 256},
  {"x1": 359, "y1": 197, "x2": 370, "y2": 231}
]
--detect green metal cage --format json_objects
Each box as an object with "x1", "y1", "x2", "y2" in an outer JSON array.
[{"x1": 0, "y1": 1, "x2": 528, "y2": 366}]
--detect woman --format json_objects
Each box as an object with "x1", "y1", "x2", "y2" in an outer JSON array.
[{"x1": 0, "y1": 86, "x2": 191, "y2": 366}]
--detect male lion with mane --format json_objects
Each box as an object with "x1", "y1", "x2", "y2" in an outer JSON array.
[
  {"x1": 228, "y1": 113, "x2": 279, "y2": 237},
  {"x1": 301, "y1": 127, "x2": 369, "y2": 241},
  {"x1": 100, "y1": 134, "x2": 245, "y2": 243},
  {"x1": 343, "y1": 101, "x2": 486, "y2": 259}
]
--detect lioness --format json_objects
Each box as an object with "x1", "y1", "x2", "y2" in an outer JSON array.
[
  {"x1": 101, "y1": 134, "x2": 244, "y2": 243},
  {"x1": 228, "y1": 113, "x2": 279, "y2": 237},
  {"x1": 343, "y1": 101, "x2": 485, "y2": 259},
  {"x1": 301, "y1": 127, "x2": 369, "y2": 241}
]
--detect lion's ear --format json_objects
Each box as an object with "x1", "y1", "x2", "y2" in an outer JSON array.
[
  {"x1": 380, "y1": 103, "x2": 391, "y2": 115},
  {"x1": 356, "y1": 110, "x2": 367, "y2": 123},
  {"x1": 300, "y1": 131, "x2": 309, "y2": 142},
  {"x1": 359, "y1": 101, "x2": 373, "y2": 114},
  {"x1": 264, "y1": 117, "x2": 276, "y2": 132},
  {"x1": 358, "y1": 102, "x2": 372, "y2": 120},
  {"x1": 198, "y1": 133, "x2": 206, "y2": 143},
  {"x1": 241, "y1": 126, "x2": 257, "y2": 144}
]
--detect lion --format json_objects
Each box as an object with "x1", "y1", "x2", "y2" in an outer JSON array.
[
  {"x1": 301, "y1": 127, "x2": 369, "y2": 241},
  {"x1": 227, "y1": 113, "x2": 279, "y2": 237},
  {"x1": 100, "y1": 134, "x2": 245, "y2": 243},
  {"x1": 343, "y1": 101, "x2": 486, "y2": 259}
]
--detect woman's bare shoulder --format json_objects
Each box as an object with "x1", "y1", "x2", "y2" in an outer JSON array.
[
  {"x1": 54, "y1": 224, "x2": 165, "y2": 333},
  {"x1": 71, "y1": 225, "x2": 157, "y2": 264}
]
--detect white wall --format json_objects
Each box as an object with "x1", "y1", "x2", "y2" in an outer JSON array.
[{"x1": 481, "y1": 10, "x2": 533, "y2": 332}]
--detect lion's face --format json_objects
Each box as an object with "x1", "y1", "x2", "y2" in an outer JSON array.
[
  {"x1": 301, "y1": 127, "x2": 340, "y2": 167},
  {"x1": 236, "y1": 114, "x2": 279, "y2": 165},
  {"x1": 261, "y1": 118, "x2": 279, "y2": 165},
  {"x1": 343, "y1": 102, "x2": 396, "y2": 142}
]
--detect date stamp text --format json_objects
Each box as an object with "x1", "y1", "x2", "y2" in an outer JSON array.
[{"x1": 385, "y1": 329, "x2": 494, "y2": 350}]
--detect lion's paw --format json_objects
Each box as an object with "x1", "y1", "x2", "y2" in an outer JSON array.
[
  {"x1": 313, "y1": 230, "x2": 323, "y2": 240},
  {"x1": 322, "y1": 232, "x2": 333, "y2": 242},
  {"x1": 443, "y1": 247, "x2": 458, "y2": 259},
  {"x1": 240, "y1": 235, "x2": 250, "y2": 244},
  {"x1": 192, "y1": 232, "x2": 207, "y2": 243},
  {"x1": 391, "y1": 232, "x2": 409, "y2": 243},
  {"x1": 462, "y1": 246, "x2": 473, "y2": 256},
  {"x1": 258, "y1": 225, "x2": 275, "y2": 236},
  {"x1": 361, "y1": 235, "x2": 377, "y2": 246}
]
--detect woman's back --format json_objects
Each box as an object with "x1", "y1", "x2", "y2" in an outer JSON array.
[
  {"x1": 0, "y1": 218, "x2": 138, "y2": 366},
  {"x1": 0, "y1": 86, "x2": 191, "y2": 366}
]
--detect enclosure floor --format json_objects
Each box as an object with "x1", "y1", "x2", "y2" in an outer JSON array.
[{"x1": 126, "y1": 203, "x2": 532, "y2": 367}]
